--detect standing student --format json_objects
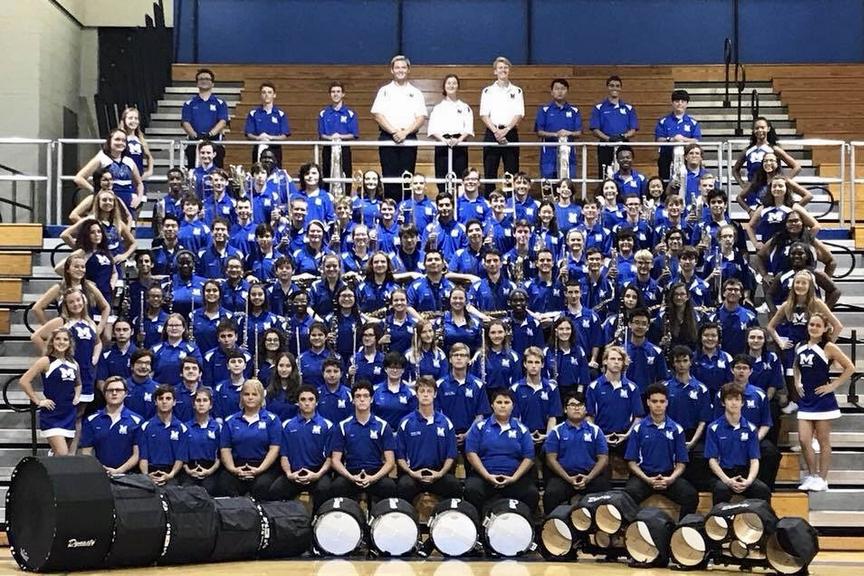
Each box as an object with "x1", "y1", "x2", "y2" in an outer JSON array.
[
  {"x1": 480, "y1": 56, "x2": 525, "y2": 194},
  {"x1": 655, "y1": 89, "x2": 701, "y2": 181},
  {"x1": 180, "y1": 68, "x2": 229, "y2": 168},
  {"x1": 589, "y1": 76, "x2": 639, "y2": 178},
  {"x1": 534, "y1": 78, "x2": 582, "y2": 180},
  {"x1": 428, "y1": 74, "x2": 474, "y2": 191},
  {"x1": 371, "y1": 55, "x2": 428, "y2": 202},
  {"x1": 244, "y1": 82, "x2": 291, "y2": 165},
  {"x1": 319, "y1": 81, "x2": 359, "y2": 189}
]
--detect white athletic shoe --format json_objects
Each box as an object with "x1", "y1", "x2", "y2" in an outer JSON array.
[
  {"x1": 812, "y1": 438, "x2": 821, "y2": 453},
  {"x1": 797, "y1": 475, "x2": 817, "y2": 491},
  {"x1": 810, "y1": 476, "x2": 829, "y2": 492},
  {"x1": 781, "y1": 401, "x2": 799, "y2": 415}
]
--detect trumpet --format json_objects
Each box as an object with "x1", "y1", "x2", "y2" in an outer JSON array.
[
  {"x1": 509, "y1": 254, "x2": 525, "y2": 284},
  {"x1": 400, "y1": 170, "x2": 414, "y2": 225},
  {"x1": 540, "y1": 178, "x2": 554, "y2": 202},
  {"x1": 352, "y1": 169, "x2": 365, "y2": 196},
  {"x1": 557, "y1": 135, "x2": 571, "y2": 180},
  {"x1": 229, "y1": 164, "x2": 249, "y2": 197},
  {"x1": 330, "y1": 144, "x2": 344, "y2": 200}
]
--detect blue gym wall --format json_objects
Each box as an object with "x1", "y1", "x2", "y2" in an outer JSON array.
[{"x1": 174, "y1": 0, "x2": 864, "y2": 64}]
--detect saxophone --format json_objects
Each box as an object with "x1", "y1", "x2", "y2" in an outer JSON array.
[
  {"x1": 557, "y1": 135, "x2": 571, "y2": 180},
  {"x1": 509, "y1": 254, "x2": 525, "y2": 284},
  {"x1": 671, "y1": 145, "x2": 688, "y2": 201},
  {"x1": 399, "y1": 171, "x2": 414, "y2": 225},
  {"x1": 540, "y1": 178, "x2": 554, "y2": 203},
  {"x1": 330, "y1": 144, "x2": 344, "y2": 200}
]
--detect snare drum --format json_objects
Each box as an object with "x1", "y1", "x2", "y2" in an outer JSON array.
[
  {"x1": 482, "y1": 498, "x2": 535, "y2": 557},
  {"x1": 313, "y1": 497, "x2": 365, "y2": 556},
  {"x1": 540, "y1": 504, "x2": 576, "y2": 558},
  {"x1": 368, "y1": 498, "x2": 419, "y2": 556},
  {"x1": 428, "y1": 498, "x2": 480, "y2": 557}
]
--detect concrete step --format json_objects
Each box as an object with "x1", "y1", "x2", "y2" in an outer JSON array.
[
  {"x1": 789, "y1": 432, "x2": 864, "y2": 449},
  {"x1": 810, "y1": 510, "x2": 864, "y2": 528},
  {"x1": 809, "y1": 489, "x2": 864, "y2": 511}
]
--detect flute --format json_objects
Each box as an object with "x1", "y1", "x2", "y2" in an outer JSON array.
[
  {"x1": 137, "y1": 290, "x2": 145, "y2": 346},
  {"x1": 296, "y1": 326, "x2": 304, "y2": 381},
  {"x1": 254, "y1": 323, "x2": 260, "y2": 378},
  {"x1": 188, "y1": 291, "x2": 196, "y2": 344}
]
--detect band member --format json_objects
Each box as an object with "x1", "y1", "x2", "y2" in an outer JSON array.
[
  {"x1": 543, "y1": 391, "x2": 611, "y2": 511},
  {"x1": 180, "y1": 69, "x2": 228, "y2": 168},
  {"x1": 371, "y1": 55, "x2": 427, "y2": 202},
  {"x1": 623, "y1": 384, "x2": 699, "y2": 519},
  {"x1": 329, "y1": 380, "x2": 398, "y2": 502},
  {"x1": 180, "y1": 387, "x2": 222, "y2": 495},
  {"x1": 138, "y1": 385, "x2": 189, "y2": 486},
  {"x1": 395, "y1": 376, "x2": 461, "y2": 502},
  {"x1": 428, "y1": 74, "x2": 474, "y2": 192},
  {"x1": 319, "y1": 81, "x2": 359, "y2": 191},
  {"x1": 510, "y1": 347, "x2": 562, "y2": 444},
  {"x1": 80, "y1": 376, "x2": 142, "y2": 475},
  {"x1": 534, "y1": 78, "x2": 581, "y2": 179},
  {"x1": 436, "y1": 343, "x2": 490, "y2": 445},
  {"x1": 706, "y1": 383, "x2": 773, "y2": 505},
  {"x1": 655, "y1": 89, "x2": 701, "y2": 181},
  {"x1": 589, "y1": 75, "x2": 639, "y2": 178},
  {"x1": 480, "y1": 56, "x2": 524, "y2": 194},
  {"x1": 244, "y1": 82, "x2": 291, "y2": 165},
  {"x1": 269, "y1": 385, "x2": 333, "y2": 509}
]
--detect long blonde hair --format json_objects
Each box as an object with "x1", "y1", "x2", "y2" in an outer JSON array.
[
  {"x1": 783, "y1": 270, "x2": 818, "y2": 322},
  {"x1": 46, "y1": 327, "x2": 76, "y2": 361}
]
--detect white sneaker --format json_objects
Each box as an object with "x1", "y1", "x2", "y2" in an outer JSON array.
[
  {"x1": 781, "y1": 401, "x2": 799, "y2": 415},
  {"x1": 812, "y1": 438, "x2": 821, "y2": 453},
  {"x1": 798, "y1": 475, "x2": 817, "y2": 491},
  {"x1": 810, "y1": 476, "x2": 829, "y2": 492}
]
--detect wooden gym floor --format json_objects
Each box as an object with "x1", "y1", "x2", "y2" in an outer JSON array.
[{"x1": 0, "y1": 551, "x2": 862, "y2": 576}]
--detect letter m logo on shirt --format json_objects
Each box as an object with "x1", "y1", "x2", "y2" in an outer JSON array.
[
  {"x1": 799, "y1": 353, "x2": 814, "y2": 368},
  {"x1": 59, "y1": 367, "x2": 76, "y2": 381}
]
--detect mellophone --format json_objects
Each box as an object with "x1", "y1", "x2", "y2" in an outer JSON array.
[{"x1": 6, "y1": 456, "x2": 818, "y2": 573}]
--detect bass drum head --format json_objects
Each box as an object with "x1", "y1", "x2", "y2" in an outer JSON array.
[
  {"x1": 313, "y1": 498, "x2": 365, "y2": 556},
  {"x1": 430, "y1": 510, "x2": 479, "y2": 557},
  {"x1": 7, "y1": 456, "x2": 114, "y2": 572},
  {"x1": 369, "y1": 498, "x2": 418, "y2": 556},
  {"x1": 105, "y1": 474, "x2": 166, "y2": 568},
  {"x1": 484, "y1": 499, "x2": 534, "y2": 557}
]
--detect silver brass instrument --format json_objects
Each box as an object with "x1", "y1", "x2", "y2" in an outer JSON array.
[
  {"x1": 254, "y1": 323, "x2": 260, "y2": 377},
  {"x1": 557, "y1": 135, "x2": 571, "y2": 180},
  {"x1": 502, "y1": 171, "x2": 515, "y2": 213},
  {"x1": 540, "y1": 178, "x2": 554, "y2": 203},
  {"x1": 509, "y1": 254, "x2": 525, "y2": 284},
  {"x1": 229, "y1": 164, "x2": 249, "y2": 197},
  {"x1": 445, "y1": 171, "x2": 459, "y2": 207},
  {"x1": 296, "y1": 326, "x2": 303, "y2": 380},
  {"x1": 400, "y1": 171, "x2": 414, "y2": 225},
  {"x1": 671, "y1": 145, "x2": 687, "y2": 199},
  {"x1": 330, "y1": 143, "x2": 344, "y2": 200},
  {"x1": 352, "y1": 169, "x2": 364, "y2": 196}
]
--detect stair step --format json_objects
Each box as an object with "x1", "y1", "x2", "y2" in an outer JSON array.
[
  {"x1": 678, "y1": 86, "x2": 776, "y2": 95},
  {"x1": 810, "y1": 510, "x2": 864, "y2": 528},
  {"x1": 789, "y1": 432, "x2": 864, "y2": 448},
  {"x1": 809, "y1": 489, "x2": 864, "y2": 511}
]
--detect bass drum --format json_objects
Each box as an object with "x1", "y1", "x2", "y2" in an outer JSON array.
[
  {"x1": 6, "y1": 456, "x2": 114, "y2": 572},
  {"x1": 482, "y1": 498, "x2": 535, "y2": 557},
  {"x1": 104, "y1": 474, "x2": 166, "y2": 568},
  {"x1": 368, "y1": 498, "x2": 419, "y2": 557},
  {"x1": 258, "y1": 500, "x2": 312, "y2": 558},
  {"x1": 158, "y1": 485, "x2": 218, "y2": 565},
  {"x1": 428, "y1": 498, "x2": 480, "y2": 557},
  {"x1": 313, "y1": 497, "x2": 365, "y2": 556},
  {"x1": 211, "y1": 497, "x2": 264, "y2": 562}
]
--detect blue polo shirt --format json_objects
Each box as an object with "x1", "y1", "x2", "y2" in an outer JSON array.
[
  {"x1": 544, "y1": 345, "x2": 591, "y2": 391},
  {"x1": 750, "y1": 352, "x2": 784, "y2": 393},
  {"x1": 317, "y1": 383, "x2": 353, "y2": 425},
  {"x1": 197, "y1": 242, "x2": 242, "y2": 279},
  {"x1": 704, "y1": 416, "x2": 760, "y2": 469},
  {"x1": 510, "y1": 379, "x2": 563, "y2": 433},
  {"x1": 299, "y1": 348, "x2": 334, "y2": 389},
  {"x1": 172, "y1": 383, "x2": 201, "y2": 423},
  {"x1": 181, "y1": 95, "x2": 229, "y2": 137},
  {"x1": 125, "y1": 376, "x2": 158, "y2": 420},
  {"x1": 203, "y1": 347, "x2": 252, "y2": 389},
  {"x1": 80, "y1": 407, "x2": 143, "y2": 469},
  {"x1": 664, "y1": 376, "x2": 712, "y2": 432},
  {"x1": 189, "y1": 309, "x2": 230, "y2": 358},
  {"x1": 407, "y1": 276, "x2": 454, "y2": 313},
  {"x1": 468, "y1": 277, "x2": 516, "y2": 312},
  {"x1": 442, "y1": 313, "x2": 482, "y2": 353},
  {"x1": 471, "y1": 348, "x2": 521, "y2": 391},
  {"x1": 202, "y1": 194, "x2": 236, "y2": 227},
  {"x1": 220, "y1": 409, "x2": 282, "y2": 462},
  {"x1": 693, "y1": 350, "x2": 734, "y2": 398},
  {"x1": 544, "y1": 419, "x2": 608, "y2": 475},
  {"x1": 178, "y1": 220, "x2": 211, "y2": 254},
  {"x1": 624, "y1": 416, "x2": 689, "y2": 476},
  {"x1": 524, "y1": 278, "x2": 564, "y2": 314},
  {"x1": 536, "y1": 102, "x2": 582, "y2": 138},
  {"x1": 396, "y1": 409, "x2": 458, "y2": 471},
  {"x1": 185, "y1": 417, "x2": 221, "y2": 462},
  {"x1": 96, "y1": 343, "x2": 137, "y2": 383},
  {"x1": 712, "y1": 384, "x2": 772, "y2": 428},
  {"x1": 452, "y1": 246, "x2": 484, "y2": 277},
  {"x1": 654, "y1": 113, "x2": 702, "y2": 142},
  {"x1": 564, "y1": 307, "x2": 603, "y2": 353},
  {"x1": 435, "y1": 375, "x2": 491, "y2": 433},
  {"x1": 384, "y1": 315, "x2": 415, "y2": 355},
  {"x1": 220, "y1": 279, "x2": 249, "y2": 313},
  {"x1": 373, "y1": 383, "x2": 418, "y2": 430},
  {"x1": 457, "y1": 196, "x2": 491, "y2": 226},
  {"x1": 355, "y1": 351, "x2": 387, "y2": 389},
  {"x1": 585, "y1": 375, "x2": 644, "y2": 434},
  {"x1": 214, "y1": 380, "x2": 244, "y2": 421},
  {"x1": 151, "y1": 340, "x2": 203, "y2": 385},
  {"x1": 138, "y1": 416, "x2": 190, "y2": 468},
  {"x1": 712, "y1": 306, "x2": 759, "y2": 357},
  {"x1": 318, "y1": 105, "x2": 359, "y2": 138},
  {"x1": 330, "y1": 414, "x2": 395, "y2": 472},
  {"x1": 510, "y1": 316, "x2": 545, "y2": 357},
  {"x1": 424, "y1": 220, "x2": 467, "y2": 262},
  {"x1": 281, "y1": 413, "x2": 332, "y2": 471},
  {"x1": 613, "y1": 170, "x2": 647, "y2": 197},
  {"x1": 589, "y1": 99, "x2": 639, "y2": 137},
  {"x1": 626, "y1": 340, "x2": 670, "y2": 393},
  {"x1": 465, "y1": 416, "x2": 534, "y2": 476},
  {"x1": 398, "y1": 197, "x2": 437, "y2": 232},
  {"x1": 244, "y1": 105, "x2": 291, "y2": 137},
  {"x1": 409, "y1": 349, "x2": 449, "y2": 383}
]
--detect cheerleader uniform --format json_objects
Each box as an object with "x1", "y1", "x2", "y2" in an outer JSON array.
[
  {"x1": 97, "y1": 151, "x2": 138, "y2": 213},
  {"x1": 795, "y1": 342, "x2": 841, "y2": 420},
  {"x1": 39, "y1": 357, "x2": 79, "y2": 437},
  {"x1": 85, "y1": 250, "x2": 115, "y2": 308},
  {"x1": 67, "y1": 319, "x2": 98, "y2": 403},
  {"x1": 778, "y1": 305, "x2": 810, "y2": 374}
]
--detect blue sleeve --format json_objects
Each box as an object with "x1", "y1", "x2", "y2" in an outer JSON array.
[
  {"x1": 655, "y1": 353, "x2": 670, "y2": 383},
  {"x1": 279, "y1": 425, "x2": 290, "y2": 458},
  {"x1": 548, "y1": 385, "x2": 563, "y2": 419},
  {"x1": 80, "y1": 418, "x2": 94, "y2": 448},
  {"x1": 575, "y1": 110, "x2": 583, "y2": 131},
  {"x1": 588, "y1": 317, "x2": 603, "y2": 349},
  {"x1": 544, "y1": 427, "x2": 560, "y2": 454},
  {"x1": 395, "y1": 425, "x2": 406, "y2": 460},
  {"x1": 381, "y1": 422, "x2": 396, "y2": 451},
  {"x1": 698, "y1": 392, "x2": 712, "y2": 423},
  {"x1": 519, "y1": 428, "x2": 534, "y2": 459},
  {"x1": 219, "y1": 421, "x2": 233, "y2": 449},
  {"x1": 630, "y1": 387, "x2": 645, "y2": 418},
  {"x1": 585, "y1": 386, "x2": 597, "y2": 418},
  {"x1": 759, "y1": 397, "x2": 773, "y2": 428},
  {"x1": 445, "y1": 424, "x2": 458, "y2": 460},
  {"x1": 595, "y1": 428, "x2": 609, "y2": 455},
  {"x1": 769, "y1": 356, "x2": 785, "y2": 391},
  {"x1": 268, "y1": 416, "x2": 282, "y2": 445},
  {"x1": 280, "y1": 112, "x2": 291, "y2": 136},
  {"x1": 654, "y1": 117, "x2": 666, "y2": 140},
  {"x1": 244, "y1": 112, "x2": 255, "y2": 135},
  {"x1": 138, "y1": 426, "x2": 150, "y2": 460},
  {"x1": 534, "y1": 106, "x2": 547, "y2": 133},
  {"x1": 176, "y1": 428, "x2": 190, "y2": 462},
  {"x1": 96, "y1": 355, "x2": 109, "y2": 382},
  {"x1": 704, "y1": 424, "x2": 719, "y2": 459},
  {"x1": 675, "y1": 428, "x2": 690, "y2": 463},
  {"x1": 181, "y1": 101, "x2": 192, "y2": 124},
  {"x1": 624, "y1": 428, "x2": 639, "y2": 461},
  {"x1": 348, "y1": 110, "x2": 360, "y2": 138},
  {"x1": 747, "y1": 430, "x2": 761, "y2": 459},
  {"x1": 629, "y1": 106, "x2": 639, "y2": 130},
  {"x1": 477, "y1": 386, "x2": 492, "y2": 417},
  {"x1": 464, "y1": 424, "x2": 480, "y2": 455},
  {"x1": 317, "y1": 111, "x2": 326, "y2": 137},
  {"x1": 218, "y1": 99, "x2": 229, "y2": 122},
  {"x1": 329, "y1": 423, "x2": 346, "y2": 454},
  {"x1": 589, "y1": 106, "x2": 601, "y2": 131},
  {"x1": 692, "y1": 121, "x2": 702, "y2": 140}
]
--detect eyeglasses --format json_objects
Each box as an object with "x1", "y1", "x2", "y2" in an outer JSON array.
[
  {"x1": 105, "y1": 388, "x2": 126, "y2": 394},
  {"x1": 565, "y1": 402, "x2": 584, "y2": 409}
]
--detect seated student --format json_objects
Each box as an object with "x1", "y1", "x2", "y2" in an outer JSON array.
[
  {"x1": 543, "y1": 390, "x2": 611, "y2": 512},
  {"x1": 214, "y1": 350, "x2": 248, "y2": 422},
  {"x1": 126, "y1": 349, "x2": 159, "y2": 420},
  {"x1": 217, "y1": 379, "x2": 282, "y2": 499},
  {"x1": 80, "y1": 376, "x2": 142, "y2": 475},
  {"x1": 173, "y1": 356, "x2": 204, "y2": 423},
  {"x1": 585, "y1": 346, "x2": 644, "y2": 460},
  {"x1": 395, "y1": 376, "x2": 461, "y2": 502},
  {"x1": 299, "y1": 322, "x2": 335, "y2": 390},
  {"x1": 510, "y1": 346, "x2": 562, "y2": 446},
  {"x1": 203, "y1": 319, "x2": 251, "y2": 388},
  {"x1": 201, "y1": 169, "x2": 236, "y2": 226},
  {"x1": 706, "y1": 383, "x2": 773, "y2": 505},
  {"x1": 177, "y1": 194, "x2": 211, "y2": 254},
  {"x1": 96, "y1": 319, "x2": 137, "y2": 394},
  {"x1": 180, "y1": 387, "x2": 222, "y2": 495},
  {"x1": 152, "y1": 313, "x2": 203, "y2": 386},
  {"x1": 464, "y1": 388, "x2": 540, "y2": 513},
  {"x1": 372, "y1": 352, "x2": 418, "y2": 430},
  {"x1": 198, "y1": 217, "x2": 243, "y2": 279},
  {"x1": 329, "y1": 380, "x2": 398, "y2": 502},
  {"x1": 713, "y1": 355, "x2": 781, "y2": 491},
  {"x1": 625, "y1": 307, "x2": 670, "y2": 394},
  {"x1": 349, "y1": 323, "x2": 387, "y2": 389},
  {"x1": 138, "y1": 384, "x2": 190, "y2": 486},
  {"x1": 269, "y1": 385, "x2": 333, "y2": 509},
  {"x1": 436, "y1": 343, "x2": 491, "y2": 448},
  {"x1": 623, "y1": 384, "x2": 699, "y2": 519},
  {"x1": 664, "y1": 346, "x2": 713, "y2": 490},
  {"x1": 316, "y1": 356, "x2": 353, "y2": 425}
]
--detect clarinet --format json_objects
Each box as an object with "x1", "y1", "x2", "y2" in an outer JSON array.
[
  {"x1": 715, "y1": 244, "x2": 723, "y2": 305},
  {"x1": 480, "y1": 323, "x2": 487, "y2": 386},
  {"x1": 136, "y1": 290, "x2": 145, "y2": 347},
  {"x1": 295, "y1": 326, "x2": 304, "y2": 381},
  {"x1": 242, "y1": 287, "x2": 250, "y2": 349},
  {"x1": 349, "y1": 320, "x2": 358, "y2": 385},
  {"x1": 550, "y1": 330, "x2": 559, "y2": 387},
  {"x1": 254, "y1": 323, "x2": 260, "y2": 378},
  {"x1": 188, "y1": 292, "x2": 196, "y2": 344}
]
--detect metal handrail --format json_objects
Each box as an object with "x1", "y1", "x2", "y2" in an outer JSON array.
[
  {"x1": 750, "y1": 89, "x2": 760, "y2": 120},
  {"x1": 723, "y1": 38, "x2": 733, "y2": 108},
  {"x1": 1, "y1": 375, "x2": 39, "y2": 455},
  {"x1": 821, "y1": 241, "x2": 856, "y2": 280}
]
